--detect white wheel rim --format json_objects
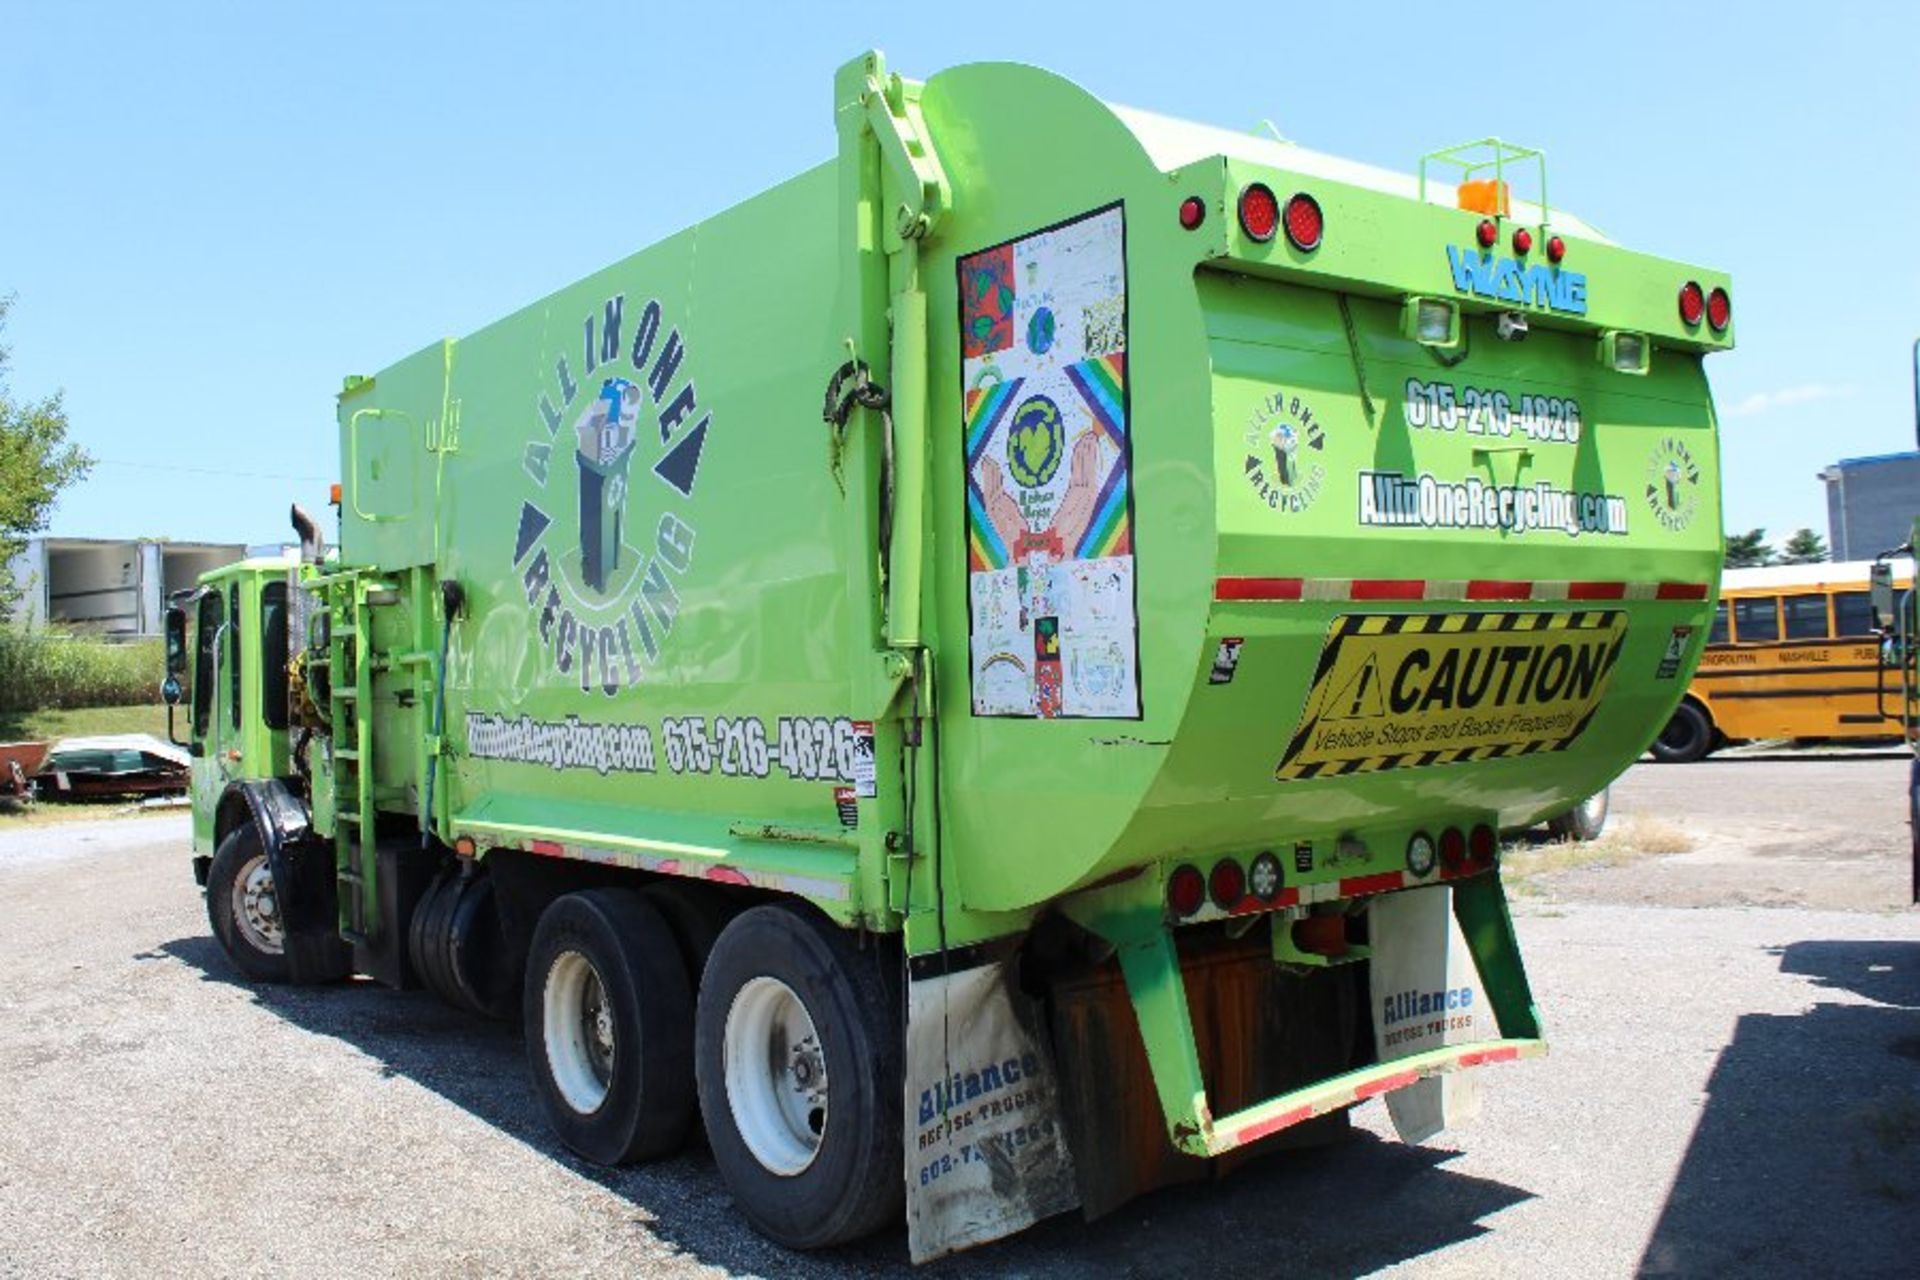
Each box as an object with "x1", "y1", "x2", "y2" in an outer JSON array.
[
  {"x1": 544, "y1": 950, "x2": 615, "y2": 1115},
  {"x1": 230, "y1": 854, "x2": 285, "y2": 955},
  {"x1": 724, "y1": 976, "x2": 827, "y2": 1176},
  {"x1": 1580, "y1": 793, "x2": 1608, "y2": 827}
]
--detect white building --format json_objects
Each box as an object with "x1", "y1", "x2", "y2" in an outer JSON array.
[{"x1": 5, "y1": 537, "x2": 248, "y2": 639}]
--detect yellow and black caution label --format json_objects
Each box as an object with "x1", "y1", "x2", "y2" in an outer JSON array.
[{"x1": 1276, "y1": 611, "x2": 1627, "y2": 782}]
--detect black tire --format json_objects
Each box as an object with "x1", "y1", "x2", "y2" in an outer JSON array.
[
  {"x1": 1547, "y1": 788, "x2": 1609, "y2": 842},
  {"x1": 525, "y1": 890, "x2": 696, "y2": 1164},
  {"x1": 1650, "y1": 700, "x2": 1714, "y2": 763},
  {"x1": 446, "y1": 874, "x2": 520, "y2": 1021},
  {"x1": 408, "y1": 869, "x2": 458, "y2": 1004},
  {"x1": 638, "y1": 881, "x2": 737, "y2": 983},
  {"x1": 695, "y1": 903, "x2": 903, "y2": 1251},
  {"x1": 206, "y1": 825, "x2": 292, "y2": 983}
]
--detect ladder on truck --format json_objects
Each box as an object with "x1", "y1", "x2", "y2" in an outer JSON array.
[{"x1": 312, "y1": 565, "x2": 446, "y2": 947}]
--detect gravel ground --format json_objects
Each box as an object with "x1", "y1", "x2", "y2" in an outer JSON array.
[{"x1": 1, "y1": 763, "x2": 1916, "y2": 1278}]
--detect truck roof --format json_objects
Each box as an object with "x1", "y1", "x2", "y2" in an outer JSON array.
[{"x1": 1107, "y1": 104, "x2": 1613, "y2": 244}]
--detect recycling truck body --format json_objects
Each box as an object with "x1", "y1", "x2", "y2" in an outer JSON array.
[{"x1": 169, "y1": 53, "x2": 1733, "y2": 1259}]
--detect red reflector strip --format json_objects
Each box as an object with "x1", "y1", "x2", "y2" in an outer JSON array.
[
  {"x1": 1214, "y1": 576, "x2": 1304, "y2": 601},
  {"x1": 1456, "y1": 1046, "x2": 1522, "y2": 1068},
  {"x1": 529, "y1": 839, "x2": 565, "y2": 857},
  {"x1": 1338, "y1": 871, "x2": 1407, "y2": 898},
  {"x1": 1353, "y1": 1069, "x2": 1423, "y2": 1101},
  {"x1": 1348, "y1": 579, "x2": 1426, "y2": 601},
  {"x1": 1215, "y1": 577, "x2": 1711, "y2": 605},
  {"x1": 1466, "y1": 579, "x2": 1531, "y2": 600},
  {"x1": 1657, "y1": 581, "x2": 1709, "y2": 600},
  {"x1": 1229, "y1": 1105, "x2": 1317, "y2": 1146}
]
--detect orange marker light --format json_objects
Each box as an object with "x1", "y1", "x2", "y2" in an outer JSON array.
[{"x1": 329, "y1": 482, "x2": 342, "y2": 506}]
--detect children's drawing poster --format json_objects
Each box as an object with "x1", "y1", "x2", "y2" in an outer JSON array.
[{"x1": 959, "y1": 205, "x2": 1139, "y2": 720}]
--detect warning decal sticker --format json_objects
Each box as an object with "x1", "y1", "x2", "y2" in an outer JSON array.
[{"x1": 1276, "y1": 610, "x2": 1627, "y2": 781}]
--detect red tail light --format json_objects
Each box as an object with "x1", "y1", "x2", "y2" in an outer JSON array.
[
  {"x1": 1476, "y1": 218, "x2": 1499, "y2": 248},
  {"x1": 1512, "y1": 227, "x2": 1533, "y2": 255},
  {"x1": 1469, "y1": 823, "x2": 1497, "y2": 865},
  {"x1": 1179, "y1": 196, "x2": 1207, "y2": 230},
  {"x1": 1546, "y1": 235, "x2": 1566, "y2": 263},
  {"x1": 1678, "y1": 281, "x2": 1705, "y2": 326},
  {"x1": 1707, "y1": 287, "x2": 1731, "y2": 332},
  {"x1": 1439, "y1": 827, "x2": 1468, "y2": 870},
  {"x1": 1209, "y1": 859, "x2": 1246, "y2": 910},
  {"x1": 1283, "y1": 193, "x2": 1324, "y2": 251},
  {"x1": 1168, "y1": 865, "x2": 1206, "y2": 917},
  {"x1": 1238, "y1": 184, "x2": 1280, "y2": 242}
]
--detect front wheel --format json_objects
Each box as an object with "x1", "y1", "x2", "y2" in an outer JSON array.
[
  {"x1": 1650, "y1": 701, "x2": 1715, "y2": 763},
  {"x1": 206, "y1": 826, "x2": 292, "y2": 983},
  {"x1": 524, "y1": 890, "x2": 696, "y2": 1165},
  {"x1": 695, "y1": 904, "x2": 902, "y2": 1250},
  {"x1": 1547, "y1": 788, "x2": 1609, "y2": 842}
]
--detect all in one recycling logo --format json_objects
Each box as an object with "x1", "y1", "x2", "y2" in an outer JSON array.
[
  {"x1": 1645, "y1": 437, "x2": 1701, "y2": 533},
  {"x1": 1243, "y1": 389, "x2": 1326, "y2": 514},
  {"x1": 511, "y1": 292, "x2": 710, "y2": 697}
]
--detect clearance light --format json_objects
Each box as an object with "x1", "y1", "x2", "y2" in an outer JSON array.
[
  {"x1": 1707, "y1": 287, "x2": 1732, "y2": 332},
  {"x1": 1476, "y1": 218, "x2": 1499, "y2": 249},
  {"x1": 1469, "y1": 823, "x2": 1498, "y2": 865},
  {"x1": 1599, "y1": 330, "x2": 1652, "y2": 376},
  {"x1": 1512, "y1": 227, "x2": 1533, "y2": 255},
  {"x1": 1406, "y1": 831, "x2": 1438, "y2": 878},
  {"x1": 1439, "y1": 827, "x2": 1468, "y2": 871},
  {"x1": 1168, "y1": 864, "x2": 1206, "y2": 918},
  {"x1": 329, "y1": 482, "x2": 342, "y2": 506},
  {"x1": 1249, "y1": 851, "x2": 1283, "y2": 902},
  {"x1": 1238, "y1": 184, "x2": 1280, "y2": 242},
  {"x1": 1546, "y1": 235, "x2": 1567, "y2": 264},
  {"x1": 1678, "y1": 281, "x2": 1705, "y2": 327},
  {"x1": 1283, "y1": 193, "x2": 1324, "y2": 252},
  {"x1": 1209, "y1": 859, "x2": 1247, "y2": 910},
  {"x1": 1179, "y1": 196, "x2": 1207, "y2": 230},
  {"x1": 1401, "y1": 296, "x2": 1461, "y2": 349}
]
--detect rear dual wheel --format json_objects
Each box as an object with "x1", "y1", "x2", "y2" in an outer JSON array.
[{"x1": 410, "y1": 870, "x2": 518, "y2": 1020}]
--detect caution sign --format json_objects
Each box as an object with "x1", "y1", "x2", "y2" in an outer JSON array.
[{"x1": 1276, "y1": 610, "x2": 1627, "y2": 781}]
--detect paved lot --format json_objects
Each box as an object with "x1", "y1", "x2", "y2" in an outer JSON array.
[{"x1": 1, "y1": 762, "x2": 1916, "y2": 1278}]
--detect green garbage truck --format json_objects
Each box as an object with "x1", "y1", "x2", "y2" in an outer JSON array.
[{"x1": 166, "y1": 51, "x2": 1734, "y2": 1260}]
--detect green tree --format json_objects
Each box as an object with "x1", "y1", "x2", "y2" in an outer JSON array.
[
  {"x1": 1778, "y1": 527, "x2": 1829, "y2": 565},
  {"x1": 0, "y1": 296, "x2": 93, "y2": 614},
  {"x1": 1724, "y1": 528, "x2": 1774, "y2": 568}
]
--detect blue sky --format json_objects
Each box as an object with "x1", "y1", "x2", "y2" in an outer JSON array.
[{"x1": 5, "y1": 1, "x2": 1916, "y2": 552}]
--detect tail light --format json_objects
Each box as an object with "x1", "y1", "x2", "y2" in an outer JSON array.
[
  {"x1": 1707, "y1": 287, "x2": 1731, "y2": 332},
  {"x1": 1238, "y1": 184, "x2": 1280, "y2": 242},
  {"x1": 1512, "y1": 227, "x2": 1533, "y2": 255},
  {"x1": 1476, "y1": 218, "x2": 1499, "y2": 249},
  {"x1": 1179, "y1": 196, "x2": 1207, "y2": 230},
  {"x1": 1439, "y1": 827, "x2": 1468, "y2": 871},
  {"x1": 1678, "y1": 281, "x2": 1705, "y2": 326},
  {"x1": 1283, "y1": 193, "x2": 1324, "y2": 252},
  {"x1": 1209, "y1": 858, "x2": 1246, "y2": 910},
  {"x1": 1168, "y1": 864, "x2": 1206, "y2": 917},
  {"x1": 1546, "y1": 235, "x2": 1566, "y2": 264},
  {"x1": 1469, "y1": 823, "x2": 1498, "y2": 866},
  {"x1": 1248, "y1": 851, "x2": 1283, "y2": 901},
  {"x1": 1406, "y1": 831, "x2": 1438, "y2": 878}
]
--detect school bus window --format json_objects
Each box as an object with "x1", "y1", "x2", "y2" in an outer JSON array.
[
  {"x1": 1707, "y1": 602, "x2": 1728, "y2": 644},
  {"x1": 1834, "y1": 591, "x2": 1876, "y2": 637},
  {"x1": 1732, "y1": 596, "x2": 1779, "y2": 642},
  {"x1": 1782, "y1": 594, "x2": 1829, "y2": 640}
]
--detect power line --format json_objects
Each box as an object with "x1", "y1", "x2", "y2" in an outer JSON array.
[{"x1": 93, "y1": 458, "x2": 332, "y2": 484}]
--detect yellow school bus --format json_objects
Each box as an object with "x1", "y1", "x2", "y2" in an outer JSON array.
[{"x1": 1651, "y1": 559, "x2": 1913, "y2": 761}]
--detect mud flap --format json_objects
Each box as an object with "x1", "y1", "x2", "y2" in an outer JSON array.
[
  {"x1": 1368, "y1": 885, "x2": 1496, "y2": 1143},
  {"x1": 903, "y1": 955, "x2": 1079, "y2": 1262}
]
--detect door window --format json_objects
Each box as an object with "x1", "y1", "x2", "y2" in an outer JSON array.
[{"x1": 193, "y1": 593, "x2": 223, "y2": 740}]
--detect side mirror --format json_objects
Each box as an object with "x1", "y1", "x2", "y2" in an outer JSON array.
[
  {"x1": 161, "y1": 675, "x2": 183, "y2": 706},
  {"x1": 1871, "y1": 562, "x2": 1895, "y2": 629},
  {"x1": 164, "y1": 607, "x2": 189, "y2": 677}
]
